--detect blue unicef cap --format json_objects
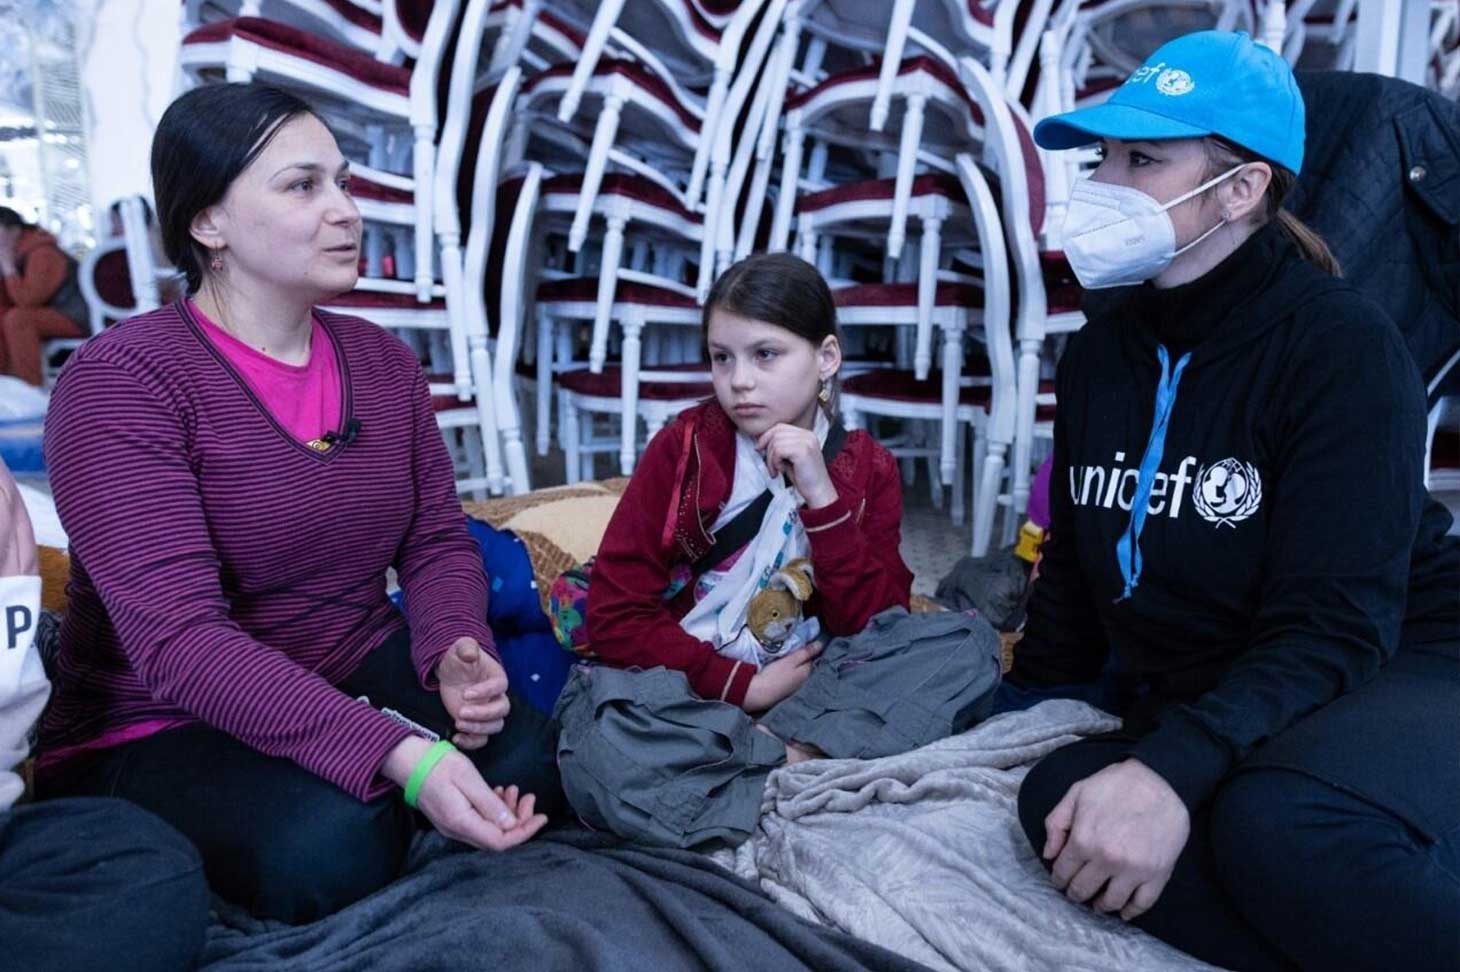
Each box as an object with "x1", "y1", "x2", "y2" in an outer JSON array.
[{"x1": 1034, "y1": 30, "x2": 1305, "y2": 173}]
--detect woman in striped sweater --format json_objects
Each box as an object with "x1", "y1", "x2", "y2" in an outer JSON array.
[{"x1": 36, "y1": 83, "x2": 562, "y2": 924}]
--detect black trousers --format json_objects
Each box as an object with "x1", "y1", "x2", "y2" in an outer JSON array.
[
  {"x1": 1018, "y1": 645, "x2": 1460, "y2": 972},
  {"x1": 42, "y1": 628, "x2": 565, "y2": 925},
  {"x1": 0, "y1": 797, "x2": 210, "y2": 972}
]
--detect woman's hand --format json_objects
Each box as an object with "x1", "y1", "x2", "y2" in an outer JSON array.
[
  {"x1": 382, "y1": 736, "x2": 546, "y2": 851},
  {"x1": 436, "y1": 637, "x2": 510, "y2": 749},
  {"x1": 742, "y1": 641, "x2": 823, "y2": 713},
  {"x1": 756, "y1": 424, "x2": 838, "y2": 509},
  {"x1": 1043, "y1": 759, "x2": 1191, "y2": 921}
]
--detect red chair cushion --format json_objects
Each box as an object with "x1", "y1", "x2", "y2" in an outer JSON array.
[
  {"x1": 425, "y1": 372, "x2": 475, "y2": 413},
  {"x1": 537, "y1": 276, "x2": 699, "y2": 308},
  {"x1": 1434, "y1": 426, "x2": 1459, "y2": 469},
  {"x1": 559, "y1": 363, "x2": 713, "y2": 401},
  {"x1": 800, "y1": 172, "x2": 967, "y2": 213},
  {"x1": 692, "y1": 0, "x2": 741, "y2": 16},
  {"x1": 322, "y1": 289, "x2": 447, "y2": 309},
  {"x1": 350, "y1": 175, "x2": 414, "y2": 205},
  {"x1": 787, "y1": 55, "x2": 983, "y2": 123},
  {"x1": 1040, "y1": 252, "x2": 1082, "y2": 314},
  {"x1": 323, "y1": 0, "x2": 383, "y2": 32},
  {"x1": 490, "y1": 0, "x2": 588, "y2": 47},
  {"x1": 395, "y1": 0, "x2": 432, "y2": 42},
  {"x1": 543, "y1": 173, "x2": 700, "y2": 223},
  {"x1": 93, "y1": 248, "x2": 136, "y2": 309},
  {"x1": 523, "y1": 57, "x2": 701, "y2": 132},
  {"x1": 183, "y1": 17, "x2": 411, "y2": 95},
  {"x1": 676, "y1": 0, "x2": 722, "y2": 41},
  {"x1": 833, "y1": 281, "x2": 984, "y2": 309}
]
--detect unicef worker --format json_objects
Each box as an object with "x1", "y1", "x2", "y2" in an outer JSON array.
[{"x1": 1010, "y1": 31, "x2": 1458, "y2": 972}]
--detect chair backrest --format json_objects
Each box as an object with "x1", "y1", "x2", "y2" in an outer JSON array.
[
  {"x1": 384, "y1": 0, "x2": 435, "y2": 59},
  {"x1": 491, "y1": 162, "x2": 545, "y2": 424},
  {"x1": 407, "y1": 0, "x2": 466, "y2": 131},
  {"x1": 78, "y1": 240, "x2": 136, "y2": 335},
  {"x1": 460, "y1": 67, "x2": 527, "y2": 338},
  {"x1": 113, "y1": 195, "x2": 163, "y2": 313},
  {"x1": 960, "y1": 55, "x2": 1067, "y2": 343},
  {"x1": 181, "y1": 0, "x2": 384, "y2": 50},
  {"x1": 435, "y1": 0, "x2": 512, "y2": 235}
]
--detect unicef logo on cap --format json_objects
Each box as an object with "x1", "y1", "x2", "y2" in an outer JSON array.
[{"x1": 1155, "y1": 68, "x2": 1195, "y2": 96}]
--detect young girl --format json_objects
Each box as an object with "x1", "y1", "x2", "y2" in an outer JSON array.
[
  {"x1": 556, "y1": 253, "x2": 994, "y2": 848},
  {"x1": 587, "y1": 252, "x2": 911, "y2": 710}
]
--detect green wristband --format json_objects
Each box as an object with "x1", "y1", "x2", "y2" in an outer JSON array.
[{"x1": 403, "y1": 739, "x2": 456, "y2": 808}]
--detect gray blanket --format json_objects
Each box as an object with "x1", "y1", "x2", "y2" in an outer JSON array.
[
  {"x1": 198, "y1": 827, "x2": 936, "y2": 972},
  {"x1": 710, "y1": 700, "x2": 1220, "y2": 972}
]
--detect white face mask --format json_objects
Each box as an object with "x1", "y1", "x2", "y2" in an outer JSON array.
[{"x1": 1060, "y1": 164, "x2": 1245, "y2": 290}]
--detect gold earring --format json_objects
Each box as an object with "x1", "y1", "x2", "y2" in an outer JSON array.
[
  {"x1": 818, "y1": 380, "x2": 831, "y2": 403},
  {"x1": 209, "y1": 249, "x2": 224, "y2": 272}
]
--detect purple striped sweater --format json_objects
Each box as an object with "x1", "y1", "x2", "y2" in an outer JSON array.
[{"x1": 38, "y1": 302, "x2": 494, "y2": 800}]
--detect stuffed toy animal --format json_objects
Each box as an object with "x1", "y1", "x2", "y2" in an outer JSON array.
[{"x1": 746, "y1": 558, "x2": 815, "y2": 649}]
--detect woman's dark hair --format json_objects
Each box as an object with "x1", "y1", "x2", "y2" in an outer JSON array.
[
  {"x1": 0, "y1": 207, "x2": 28, "y2": 229},
  {"x1": 1202, "y1": 136, "x2": 1341, "y2": 277},
  {"x1": 151, "y1": 83, "x2": 319, "y2": 293},
  {"x1": 703, "y1": 252, "x2": 842, "y2": 410}
]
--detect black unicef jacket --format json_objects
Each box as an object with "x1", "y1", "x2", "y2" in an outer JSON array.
[{"x1": 1014, "y1": 223, "x2": 1460, "y2": 812}]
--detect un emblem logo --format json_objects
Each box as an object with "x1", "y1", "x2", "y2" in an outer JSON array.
[
  {"x1": 1193, "y1": 459, "x2": 1262, "y2": 528},
  {"x1": 1155, "y1": 69, "x2": 1195, "y2": 96}
]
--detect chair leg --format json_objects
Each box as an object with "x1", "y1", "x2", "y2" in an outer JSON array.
[
  {"x1": 470, "y1": 343, "x2": 506, "y2": 495},
  {"x1": 365, "y1": 226, "x2": 388, "y2": 279},
  {"x1": 412, "y1": 128, "x2": 435, "y2": 302},
  {"x1": 589, "y1": 216, "x2": 625, "y2": 372},
  {"x1": 871, "y1": 0, "x2": 917, "y2": 132},
  {"x1": 971, "y1": 421, "x2": 987, "y2": 519},
  {"x1": 570, "y1": 93, "x2": 625, "y2": 253},
  {"x1": 460, "y1": 424, "x2": 487, "y2": 500},
  {"x1": 938, "y1": 318, "x2": 961, "y2": 486},
  {"x1": 557, "y1": 0, "x2": 624, "y2": 123},
  {"x1": 687, "y1": 66, "x2": 730, "y2": 207},
  {"x1": 770, "y1": 124, "x2": 805, "y2": 252},
  {"x1": 564, "y1": 395, "x2": 582, "y2": 485},
  {"x1": 580, "y1": 413, "x2": 596, "y2": 483},
  {"x1": 535, "y1": 309, "x2": 553, "y2": 456},
  {"x1": 797, "y1": 222, "x2": 817, "y2": 265},
  {"x1": 619, "y1": 318, "x2": 643, "y2": 476},
  {"x1": 972, "y1": 439, "x2": 1007, "y2": 557},
  {"x1": 950, "y1": 417, "x2": 967, "y2": 526},
  {"x1": 1011, "y1": 336, "x2": 1042, "y2": 529},
  {"x1": 888, "y1": 93, "x2": 926, "y2": 261},
  {"x1": 502, "y1": 408, "x2": 532, "y2": 496},
  {"x1": 917, "y1": 219, "x2": 941, "y2": 382}
]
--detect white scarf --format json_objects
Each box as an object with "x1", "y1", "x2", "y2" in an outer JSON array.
[{"x1": 678, "y1": 411, "x2": 827, "y2": 667}]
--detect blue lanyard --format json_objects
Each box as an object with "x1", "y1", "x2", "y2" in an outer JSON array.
[{"x1": 1115, "y1": 345, "x2": 1192, "y2": 602}]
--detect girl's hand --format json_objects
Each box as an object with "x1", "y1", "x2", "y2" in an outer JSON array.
[
  {"x1": 437, "y1": 637, "x2": 510, "y2": 749},
  {"x1": 742, "y1": 641, "x2": 823, "y2": 712},
  {"x1": 1043, "y1": 759, "x2": 1191, "y2": 921},
  {"x1": 756, "y1": 424, "x2": 838, "y2": 509},
  {"x1": 382, "y1": 737, "x2": 547, "y2": 851}
]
